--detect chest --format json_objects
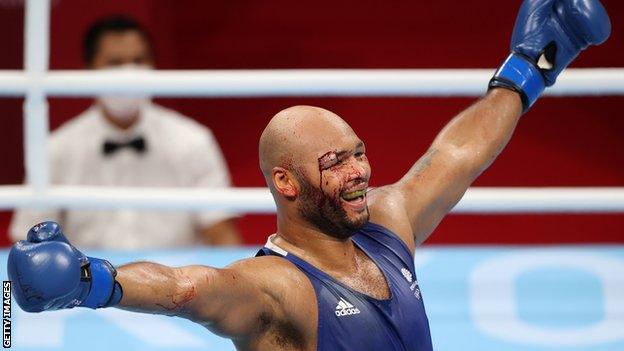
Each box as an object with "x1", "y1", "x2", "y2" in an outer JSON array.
[
  {"x1": 312, "y1": 265, "x2": 431, "y2": 351},
  {"x1": 332, "y1": 250, "x2": 391, "y2": 300},
  {"x1": 57, "y1": 138, "x2": 183, "y2": 187}
]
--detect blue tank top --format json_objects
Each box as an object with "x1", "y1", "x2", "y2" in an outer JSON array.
[{"x1": 256, "y1": 222, "x2": 433, "y2": 351}]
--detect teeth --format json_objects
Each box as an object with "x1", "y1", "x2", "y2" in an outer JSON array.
[{"x1": 342, "y1": 189, "x2": 367, "y2": 200}]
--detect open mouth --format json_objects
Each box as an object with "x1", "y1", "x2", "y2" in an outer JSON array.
[{"x1": 341, "y1": 189, "x2": 367, "y2": 202}]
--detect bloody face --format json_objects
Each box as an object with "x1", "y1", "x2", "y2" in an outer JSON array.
[{"x1": 295, "y1": 141, "x2": 371, "y2": 240}]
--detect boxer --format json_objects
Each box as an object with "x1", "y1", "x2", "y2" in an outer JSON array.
[{"x1": 8, "y1": 1, "x2": 610, "y2": 350}]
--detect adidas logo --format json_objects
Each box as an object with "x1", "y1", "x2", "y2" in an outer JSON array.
[{"x1": 334, "y1": 297, "x2": 360, "y2": 317}]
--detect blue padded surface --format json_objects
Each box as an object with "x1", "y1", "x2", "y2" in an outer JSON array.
[{"x1": 2, "y1": 246, "x2": 623, "y2": 351}]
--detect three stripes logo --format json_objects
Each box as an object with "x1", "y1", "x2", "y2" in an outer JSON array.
[{"x1": 334, "y1": 297, "x2": 360, "y2": 317}]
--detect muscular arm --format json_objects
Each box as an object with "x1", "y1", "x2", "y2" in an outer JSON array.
[
  {"x1": 115, "y1": 258, "x2": 278, "y2": 338},
  {"x1": 370, "y1": 88, "x2": 522, "y2": 249}
]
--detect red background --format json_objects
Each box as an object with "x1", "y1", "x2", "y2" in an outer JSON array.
[{"x1": 0, "y1": 1, "x2": 622, "y2": 246}]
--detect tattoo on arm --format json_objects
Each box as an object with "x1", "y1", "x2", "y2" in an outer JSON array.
[{"x1": 408, "y1": 148, "x2": 438, "y2": 177}]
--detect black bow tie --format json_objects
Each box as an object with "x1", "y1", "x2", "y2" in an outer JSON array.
[{"x1": 102, "y1": 136, "x2": 147, "y2": 156}]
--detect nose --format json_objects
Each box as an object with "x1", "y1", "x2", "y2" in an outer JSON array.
[{"x1": 346, "y1": 156, "x2": 369, "y2": 182}]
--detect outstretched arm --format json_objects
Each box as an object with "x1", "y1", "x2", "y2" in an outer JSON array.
[
  {"x1": 116, "y1": 259, "x2": 278, "y2": 338},
  {"x1": 370, "y1": 88, "x2": 521, "y2": 249},
  {"x1": 7, "y1": 221, "x2": 282, "y2": 341}
]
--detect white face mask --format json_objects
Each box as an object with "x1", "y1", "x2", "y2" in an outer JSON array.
[
  {"x1": 97, "y1": 64, "x2": 152, "y2": 123},
  {"x1": 99, "y1": 95, "x2": 149, "y2": 122}
]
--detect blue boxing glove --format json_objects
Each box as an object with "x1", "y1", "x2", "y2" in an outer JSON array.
[
  {"x1": 490, "y1": 0, "x2": 611, "y2": 111},
  {"x1": 7, "y1": 221, "x2": 123, "y2": 312}
]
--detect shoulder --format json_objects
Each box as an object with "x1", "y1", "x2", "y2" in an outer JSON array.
[
  {"x1": 227, "y1": 255, "x2": 312, "y2": 294},
  {"x1": 148, "y1": 104, "x2": 215, "y2": 141},
  {"x1": 50, "y1": 108, "x2": 99, "y2": 145},
  {"x1": 367, "y1": 184, "x2": 416, "y2": 252},
  {"x1": 227, "y1": 256, "x2": 318, "y2": 345},
  {"x1": 146, "y1": 104, "x2": 224, "y2": 157},
  {"x1": 228, "y1": 255, "x2": 316, "y2": 319},
  {"x1": 223, "y1": 256, "x2": 316, "y2": 349},
  {"x1": 49, "y1": 107, "x2": 100, "y2": 157}
]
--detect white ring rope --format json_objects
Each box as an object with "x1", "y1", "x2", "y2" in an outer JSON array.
[
  {"x1": 0, "y1": 185, "x2": 623, "y2": 213},
  {"x1": 6, "y1": 0, "x2": 622, "y2": 215},
  {"x1": 0, "y1": 68, "x2": 623, "y2": 97}
]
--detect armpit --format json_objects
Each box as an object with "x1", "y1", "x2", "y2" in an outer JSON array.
[{"x1": 256, "y1": 311, "x2": 306, "y2": 349}]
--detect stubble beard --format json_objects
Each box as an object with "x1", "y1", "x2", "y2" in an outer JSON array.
[{"x1": 296, "y1": 175, "x2": 369, "y2": 240}]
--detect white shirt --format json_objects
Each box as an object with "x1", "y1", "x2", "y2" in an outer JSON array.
[{"x1": 11, "y1": 103, "x2": 234, "y2": 249}]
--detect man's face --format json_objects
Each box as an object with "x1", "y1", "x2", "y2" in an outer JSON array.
[
  {"x1": 91, "y1": 30, "x2": 153, "y2": 69},
  {"x1": 295, "y1": 137, "x2": 371, "y2": 240},
  {"x1": 91, "y1": 30, "x2": 153, "y2": 125}
]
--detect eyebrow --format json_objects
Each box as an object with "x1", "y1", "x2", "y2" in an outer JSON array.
[
  {"x1": 335, "y1": 141, "x2": 365, "y2": 158},
  {"x1": 339, "y1": 141, "x2": 364, "y2": 154}
]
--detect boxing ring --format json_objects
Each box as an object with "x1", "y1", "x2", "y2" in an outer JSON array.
[{"x1": 0, "y1": 0, "x2": 623, "y2": 350}]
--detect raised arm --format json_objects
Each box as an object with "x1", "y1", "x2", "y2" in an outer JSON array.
[
  {"x1": 369, "y1": 0, "x2": 610, "y2": 250},
  {"x1": 369, "y1": 89, "x2": 521, "y2": 248}
]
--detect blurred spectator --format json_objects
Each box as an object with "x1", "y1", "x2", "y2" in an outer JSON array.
[{"x1": 10, "y1": 15, "x2": 242, "y2": 249}]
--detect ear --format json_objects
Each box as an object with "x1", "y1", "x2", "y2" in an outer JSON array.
[{"x1": 272, "y1": 167, "x2": 298, "y2": 199}]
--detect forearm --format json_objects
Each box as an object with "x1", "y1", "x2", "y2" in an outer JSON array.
[
  {"x1": 116, "y1": 262, "x2": 207, "y2": 318},
  {"x1": 431, "y1": 88, "x2": 522, "y2": 176},
  {"x1": 392, "y1": 88, "x2": 522, "y2": 244}
]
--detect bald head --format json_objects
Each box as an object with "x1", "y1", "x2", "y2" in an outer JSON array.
[
  {"x1": 259, "y1": 105, "x2": 355, "y2": 184},
  {"x1": 259, "y1": 105, "x2": 371, "y2": 237}
]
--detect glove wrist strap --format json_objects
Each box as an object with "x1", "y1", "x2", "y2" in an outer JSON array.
[
  {"x1": 80, "y1": 257, "x2": 123, "y2": 309},
  {"x1": 489, "y1": 53, "x2": 545, "y2": 112}
]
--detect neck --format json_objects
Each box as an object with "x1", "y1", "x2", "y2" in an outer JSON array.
[{"x1": 273, "y1": 209, "x2": 358, "y2": 273}]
